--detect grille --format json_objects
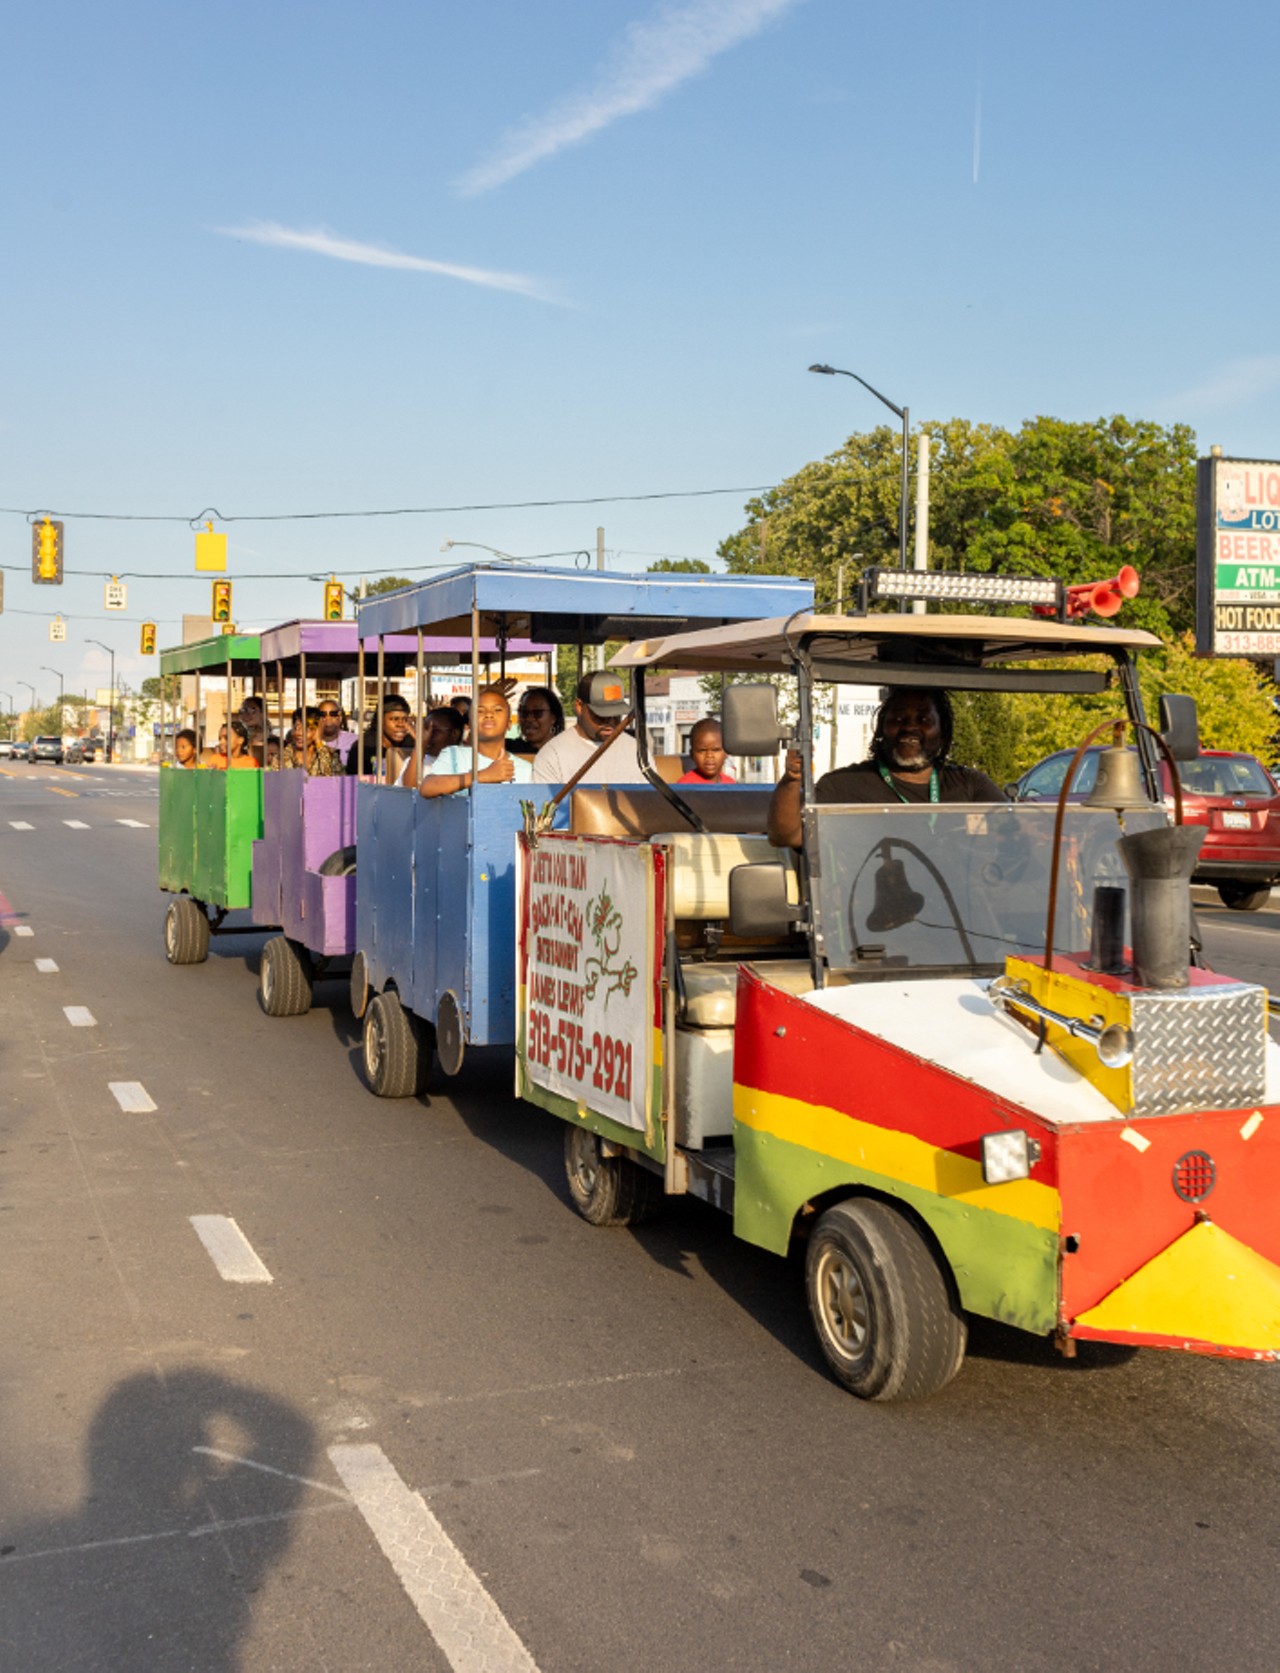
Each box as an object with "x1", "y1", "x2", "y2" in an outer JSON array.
[{"x1": 1173, "y1": 1150, "x2": 1216, "y2": 1204}]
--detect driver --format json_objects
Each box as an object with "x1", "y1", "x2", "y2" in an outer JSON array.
[{"x1": 768, "y1": 688, "x2": 1004, "y2": 848}]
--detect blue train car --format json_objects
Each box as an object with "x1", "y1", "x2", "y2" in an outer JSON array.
[{"x1": 351, "y1": 563, "x2": 813, "y2": 1095}]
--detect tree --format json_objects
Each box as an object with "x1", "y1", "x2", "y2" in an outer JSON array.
[
  {"x1": 364, "y1": 576, "x2": 413, "y2": 596},
  {"x1": 646, "y1": 557, "x2": 710, "y2": 573},
  {"x1": 718, "y1": 414, "x2": 1198, "y2": 640}
]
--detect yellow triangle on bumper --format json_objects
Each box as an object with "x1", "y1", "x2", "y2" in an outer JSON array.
[{"x1": 1076, "y1": 1220, "x2": 1280, "y2": 1354}]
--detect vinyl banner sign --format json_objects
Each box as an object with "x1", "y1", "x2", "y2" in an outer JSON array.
[
  {"x1": 1197, "y1": 455, "x2": 1280, "y2": 656},
  {"x1": 518, "y1": 834, "x2": 658, "y2": 1134}
]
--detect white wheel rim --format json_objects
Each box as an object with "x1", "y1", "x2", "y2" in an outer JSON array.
[
  {"x1": 365, "y1": 1007, "x2": 383, "y2": 1079},
  {"x1": 567, "y1": 1127, "x2": 599, "y2": 1197},
  {"x1": 263, "y1": 950, "x2": 274, "y2": 1004}
]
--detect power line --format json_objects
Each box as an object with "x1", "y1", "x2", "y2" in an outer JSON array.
[{"x1": 0, "y1": 484, "x2": 770, "y2": 527}]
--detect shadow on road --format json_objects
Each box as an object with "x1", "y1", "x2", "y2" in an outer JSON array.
[{"x1": 0, "y1": 1367, "x2": 318, "y2": 1671}]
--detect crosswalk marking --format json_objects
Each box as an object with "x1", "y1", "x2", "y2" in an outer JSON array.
[
  {"x1": 108, "y1": 1081, "x2": 156, "y2": 1113},
  {"x1": 62, "y1": 820, "x2": 91, "y2": 829},
  {"x1": 189, "y1": 1216, "x2": 273, "y2": 1283},
  {"x1": 9, "y1": 821, "x2": 34, "y2": 830},
  {"x1": 116, "y1": 818, "x2": 149, "y2": 828},
  {"x1": 63, "y1": 1006, "x2": 97, "y2": 1027},
  {"x1": 35, "y1": 958, "x2": 59, "y2": 973}
]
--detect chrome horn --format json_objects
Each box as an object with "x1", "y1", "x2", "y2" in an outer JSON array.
[{"x1": 988, "y1": 976, "x2": 1134, "y2": 1069}]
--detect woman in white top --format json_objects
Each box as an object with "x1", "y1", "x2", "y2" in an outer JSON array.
[{"x1": 420, "y1": 687, "x2": 533, "y2": 798}]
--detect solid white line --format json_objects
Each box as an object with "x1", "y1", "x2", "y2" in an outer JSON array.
[
  {"x1": 14, "y1": 925, "x2": 33, "y2": 937},
  {"x1": 329, "y1": 1443, "x2": 540, "y2": 1673},
  {"x1": 9, "y1": 821, "x2": 34, "y2": 830},
  {"x1": 63, "y1": 1006, "x2": 97, "y2": 1027},
  {"x1": 192, "y1": 1447, "x2": 353, "y2": 1500},
  {"x1": 34, "y1": 958, "x2": 59, "y2": 973},
  {"x1": 116, "y1": 818, "x2": 149, "y2": 827},
  {"x1": 189, "y1": 1215, "x2": 273, "y2": 1283},
  {"x1": 109, "y1": 1080, "x2": 156, "y2": 1113},
  {"x1": 62, "y1": 819, "x2": 90, "y2": 829}
]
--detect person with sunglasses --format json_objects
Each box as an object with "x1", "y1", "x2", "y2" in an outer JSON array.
[
  {"x1": 316, "y1": 700, "x2": 356, "y2": 765},
  {"x1": 510, "y1": 686, "x2": 565, "y2": 755}
]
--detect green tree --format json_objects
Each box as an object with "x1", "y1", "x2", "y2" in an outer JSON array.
[
  {"x1": 646, "y1": 557, "x2": 710, "y2": 573},
  {"x1": 364, "y1": 576, "x2": 413, "y2": 596}
]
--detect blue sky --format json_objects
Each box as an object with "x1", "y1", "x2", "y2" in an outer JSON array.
[{"x1": 4, "y1": 0, "x2": 1279, "y2": 708}]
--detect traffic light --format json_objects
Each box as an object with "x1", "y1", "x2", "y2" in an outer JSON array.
[
  {"x1": 212, "y1": 580, "x2": 233, "y2": 623},
  {"x1": 32, "y1": 517, "x2": 63, "y2": 584},
  {"x1": 140, "y1": 621, "x2": 157, "y2": 655},
  {"x1": 323, "y1": 576, "x2": 345, "y2": 621}
]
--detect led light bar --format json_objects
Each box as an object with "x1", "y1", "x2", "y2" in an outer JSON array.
[{"x1": 867, "y1": 567, "x2": 1062, "y2": 609}]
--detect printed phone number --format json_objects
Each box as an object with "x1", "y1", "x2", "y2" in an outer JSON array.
[{"x1": 527, "y1": 1007, "x2": 635, "y2": 1101}]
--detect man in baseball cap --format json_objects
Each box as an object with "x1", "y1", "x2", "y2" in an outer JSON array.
[{"x1": 531, "y1": 671, "x2": 647, "y2": 785}]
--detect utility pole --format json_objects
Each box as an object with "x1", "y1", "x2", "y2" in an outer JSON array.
[
  {"x1": 596, "y1": 527, "x2": 605, "y2": 571},
  {"x1": 913, "y1": 431, "x2": 931, "y2": 613}
]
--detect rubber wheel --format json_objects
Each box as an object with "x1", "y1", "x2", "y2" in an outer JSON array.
[
  {"x1": 805, "y1": 1198, "x2": 966, "y2": 1402},
  {"x1": 563, "y1": 1126, "x2": 662, "y2": 1226},
  {"x1": 319, "y1": 845, "x2": 358, "y2": 877},
  {"x1": 259, "y1": 935, "x2": 314, "y2": 1017},
  {"x1": 349, "y1": 950, "x2": 369, "y2": 1020},
  {"x1": 164, "y1": 897, "x2": 210, "y2": 965},
  {"x1": 1218, "y1": 882, "x2": 1271, "y2": 911},
  {"x1": 362, "y1": 990, "x2": 432, "y2": 1098}
]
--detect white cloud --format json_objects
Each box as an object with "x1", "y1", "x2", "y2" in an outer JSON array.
[
  {"x1": 456, "y1": 0, "x2": 804, "y2": 197},
  {"x1": 1157, "y1": 355, "x2": 1280, "y2": 414},
  {"x1": 217, "y1": 222, "x2": 558, "y2": 303}
]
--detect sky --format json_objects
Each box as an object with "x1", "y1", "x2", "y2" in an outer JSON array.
[{"x1": 4, "y1": 0, "x2": 1280, "y2": 710}]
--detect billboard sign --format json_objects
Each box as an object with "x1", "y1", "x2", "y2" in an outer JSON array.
[{"x1": 1197, "y1": 454, "x2": 1280, "y2": 656}]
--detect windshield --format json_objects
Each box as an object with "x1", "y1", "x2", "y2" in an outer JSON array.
[{"x1": 804, "y1": 803, "x2": 1166, "y2": 975}]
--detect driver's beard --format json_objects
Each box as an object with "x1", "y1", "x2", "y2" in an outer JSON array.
[{"x1": 875, "y1": 738, "x2": 937, "y2": 772}]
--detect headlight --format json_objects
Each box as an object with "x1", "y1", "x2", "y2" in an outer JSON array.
[{"x1": 981, "y1": 1128, "x2": 1040, "y2": 1184}]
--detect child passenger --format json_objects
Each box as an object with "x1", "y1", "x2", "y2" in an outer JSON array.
[
  {"x1": 677, "y1": 718, "x2": 735, "y2": 784},
  {"x1": 420, "y1": 687, "x2": 533, "y2": 798}
]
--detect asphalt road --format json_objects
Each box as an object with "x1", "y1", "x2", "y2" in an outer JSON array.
[{"x1": 1, "y1": 762, "x2": 1278, "y2": 1672}]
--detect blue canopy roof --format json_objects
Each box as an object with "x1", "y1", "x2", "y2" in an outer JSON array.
[{"x1": 354, "y1": 562, "x2": 813, "y2": 644}]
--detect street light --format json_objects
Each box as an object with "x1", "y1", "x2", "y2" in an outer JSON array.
[
  {"x1": 809, "y1": 363, "x2": 910, "y2": 570},
  {"x1": 0, "y1": 690, "x2": 12, "y2": 741},
  {"x1": 440, "y1": 538, "x2": 529, "y2": 565},
  {"x1": 41, "y1": 666, "x2": 65, "y2": 730},
  {"x1": 87, "y1": 640, "x2": 116, "y2": 765}
]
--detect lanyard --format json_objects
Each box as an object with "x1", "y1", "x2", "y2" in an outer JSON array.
[{"x1": 878, "y1": 762, "x2": 939, "y2": 804}]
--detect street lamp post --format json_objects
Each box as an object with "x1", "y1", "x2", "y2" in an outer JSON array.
[
  {"x1": 0, "y1": 691, "x2": 11, "y2": 740},
  {"x1": 41, "y1": 666, "x2": 65, "y2": 731},
  {"x1": 87, "y1": 640, "x2": 116, "y2": 764},
  {"x1": 809, "y1": 364, "x2": 910, "y2": 570}
]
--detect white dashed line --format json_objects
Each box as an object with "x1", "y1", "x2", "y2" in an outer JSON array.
[
  {"x1": 189, "y1": 1216, "x2": 273, "y2": 1283},
  {"x1": 116, "y1": 819, "x2": 149, "y2": 828},
  {"x1": 109, "y1": 1080, "x2": 156, "y2": 1113},
  {"x1": 34, "y1": 958, "x2": 59, "y2": 974},
  {"x1": 329, "y1": 1443, "x2": 540, "y2": 1673},
  {"x1": 9, "y1": 821, "x2": 34, "y2": 830},
  {"x1": 14, "y1": 925, "x2": 33, "y2": 937},
  {"x1": 62, "y1": 820, "x2": 91, "y2": 829},
  {"x1": 63, "y1": 1006, "x2": 97, "y2": 1027}
]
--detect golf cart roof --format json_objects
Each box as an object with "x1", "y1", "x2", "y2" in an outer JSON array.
[{"x1": 611, "y1": 611, "x2": 1162, "y2": 692}]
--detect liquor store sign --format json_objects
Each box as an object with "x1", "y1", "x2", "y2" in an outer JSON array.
[{"x1": 1197, "y1": 454, "x2": 1280, "y2": 656}]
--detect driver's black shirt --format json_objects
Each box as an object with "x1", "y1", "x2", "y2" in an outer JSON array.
[{"x1": 816, "y1": 760, "x2": 1005, "y2": 803}]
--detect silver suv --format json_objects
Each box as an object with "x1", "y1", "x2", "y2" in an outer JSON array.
[{"x1": 28, "y1": 735, "x2": 64, "y2": 764}]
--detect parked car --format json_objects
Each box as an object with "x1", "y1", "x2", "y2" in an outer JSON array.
[
  {"x1": 1011, "y1": 746, "x2": 1280, "y2": 909},
  {"x1": 0, "y1": 738, "x2": 17, "y2": 759},
  {"x1": 27, "y1": 735, "x2": 65, "y2": 765},
  {"x1": 64, "y1": 738, "x2": 86, "y2": 763}
]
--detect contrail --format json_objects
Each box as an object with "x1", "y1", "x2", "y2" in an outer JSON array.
[{"x1": 972, "y1": 0, "x2": 985, "y2": 185}]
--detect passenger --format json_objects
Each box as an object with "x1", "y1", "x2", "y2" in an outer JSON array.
[
  {"x1": 768, "y1": 688, "x2": 1003, "y2": 849},
  {"x1": 236, "y1": 697, "x2": 266, "y2": 755},
  {"x1": 449, "y1": 694, "x2": 471, "y2": 742},
  {"x1": 264, "y1": 734, "x2": 281, "y2": 769},
  {"x1": 207, "y1": 719, "x2": 261, "y2": 771},
  {"x1": 510, "y1": 686, "x2": 566, "y2": 755},
  {"x1": 345, "y1": 693, "x2": 416, "y2": 783},
  {"x1": 283, "y1": 707, "x2": 341, "y2": 775},
  {"x1": 174, "y1": 728, "x2": 198, "y2": 768},
  {"x1": 421, "y1": 687, "x2": 533, "y2": 798},
  {"x1": 317, "y1": 700, "x2": 356, "y2": 765},
  {"x1": 532, "y1": 674, "x2": 647, "y2": 786},
  {"x1": 677, "y1": 718, "x2": 736, "y2": 784},
  {"x1": 399, "y1": 706, "x2": 465, "y2": 788}
]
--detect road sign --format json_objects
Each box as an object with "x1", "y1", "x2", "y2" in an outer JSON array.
[
  {"x1": 32, "y1": 517, "x2": 63, "y2": 584},
  {"x1": 104, "y1": 577, "x2": 127, "y2": 611},
  {"x1": 1197, "y1": 454, "x2": 1280, "y2": 656},
  {"x1": 49, "y1": 615, "x2": 67, "y2": 643}
]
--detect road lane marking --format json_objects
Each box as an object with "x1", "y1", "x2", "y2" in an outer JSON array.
[
  {"x1": 329, "y1": 1443, "x2": 540, "y2": 1673},
  {"x1": 62, "y1": 819, "x2": 90, "y2": 828},
  {"x1": 47, "y1": 787, "x2": 79, "y2": 798},
  {"x1": 116, "y1": 818, "x2": 149, "y2": 827},
  {"x1": 63, "y1": 1006, "x2": 97, "y2": 1027},
  {"x1": 9, "y1": 821, "x2": 34, "y2": 830},
  {"x1": 0, "y1": 1501, "x2": 352, "y2": 1565},
  {"x1": 34, "y1": 958, "x2": 59, "y2": 973},
  {"x1": 109, "y1": 1080, "x2": 156, "y2": 1112},
  {"x1": 14, "y1": 925, "x2": 34, "y2": 936},
  {"x1": 189, "y1": 1215, "x2": 273, "y2": 1283},
  {"x1": 192, "y1": 1447, "x2": 353, "y2": 1500}
]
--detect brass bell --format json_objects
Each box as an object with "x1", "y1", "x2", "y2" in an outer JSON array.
[
  {"x1": 866, "y1": 856, "x2": 925, "y2": 932},
  {"x1": 1081, "y1": 746, "x2": 1157, "y2": 812}
]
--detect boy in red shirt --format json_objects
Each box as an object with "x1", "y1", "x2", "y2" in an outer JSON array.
[{"x1": 677, "y1": 718, "x2": 736, "y2": 785}]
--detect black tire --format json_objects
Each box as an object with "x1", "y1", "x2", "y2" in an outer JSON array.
[
  {"x1": 349, "y1": 950, "x2": 369, "y2": 1020},
  {"x1": 805, "y1": 1198, "x2": 966, "y2": 1402},
  {"x1": 362, "y1": 990, "x2": 432, "y2": 1098},
  {"x1": 1218, "y1": 882, "x2": 1271, "y2": 912},
  {"x1": 563, "y1": 1125, "x2": 663, "y2": 1226},
  {"x1": 259, "y1": 935, "x2": 314, "y2": 1017},
  {"x1": 164, "y1": 897, "x2": 210, "y2": 966},
  {"x1": 319, "y1": 845, "x2": 358, "y2": 878}
]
